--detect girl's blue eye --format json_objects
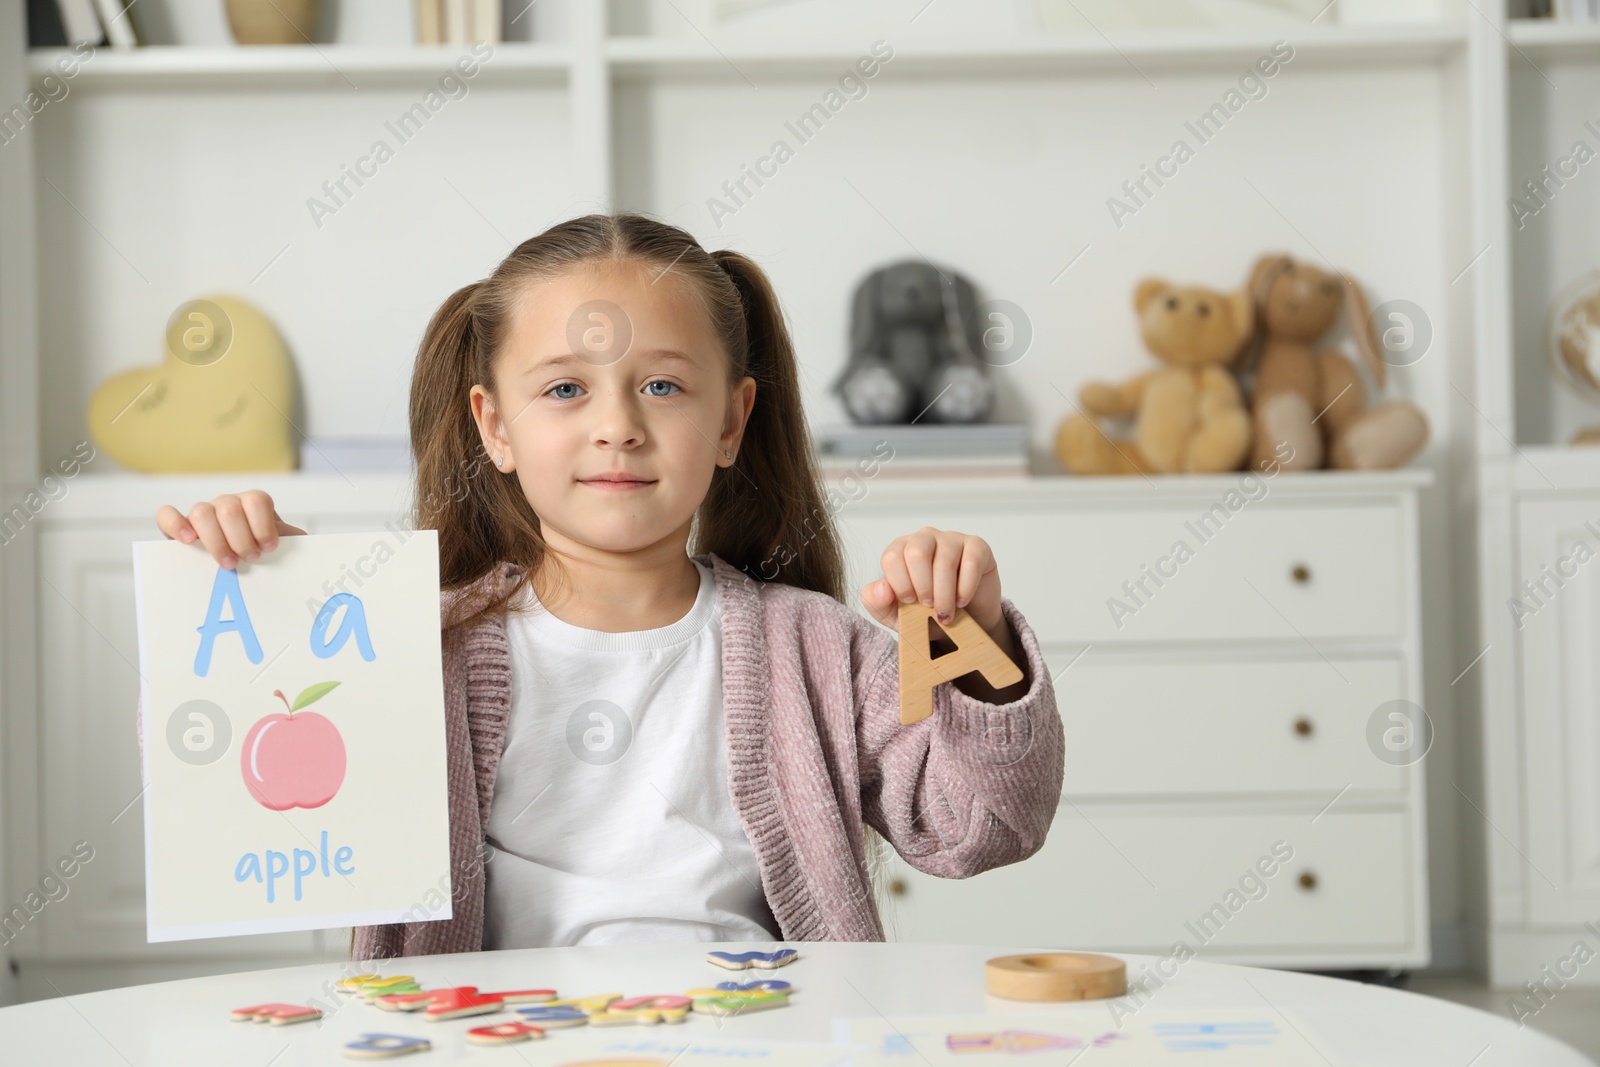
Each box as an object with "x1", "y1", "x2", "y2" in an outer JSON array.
[
  {"x1": 550, "y1": 382, "x2": 581, "y2": 400},
  {"x1": 645, "y1": 380, "x2": 681, "y2": 397}
]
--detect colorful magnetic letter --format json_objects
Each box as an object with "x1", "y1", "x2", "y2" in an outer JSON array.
[
  {"x1": 705, "y1": 949, "x2": 798, "y2": 970},
  {"x1": 515, "y1": 1004, "x2": 590, "y2": 1028},
  {"x1": 715, "y1": 979, "x2": 792, "y2": 993},
  {"x1": 592, "y1": 995, "x2": 692, "y2": 1025},
  {"x1": 466, "y1": 1021, "x2": 546, "y2": 1045},
  {"x1": 230, "y1": 1003, "x2": 322, "y2": 1025},
  {"x1": 420, "y1": 986, "x2": 504, "y2": 1021},
  {"x1": 491, "y1": 988, "x2": 558, "y2": 1003},
  {"x1": 691, "y1": 993, "x2": 791, "y2": 1016},
  {"x1": 545, "y1": 992, "x2": 622, "y2": 1012},
  {"x1": 343, "y1": 1033, "x2": 431, "y2": 1059}
]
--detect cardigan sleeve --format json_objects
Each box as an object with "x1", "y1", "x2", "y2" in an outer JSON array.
[{"x1": 852, "y1": 596, "x2": 1064, "y2": 879}]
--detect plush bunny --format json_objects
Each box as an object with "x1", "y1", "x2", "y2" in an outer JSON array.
[
  {"x1": 830, "y1": 260, "x2": 995, "y2": 424},
  {"x1": 1246, "y1": 254, "x2": 1428, "y2": 471},
  {"x1": 1056, "y1": 277, "x2": 1255, "y2": 475}
]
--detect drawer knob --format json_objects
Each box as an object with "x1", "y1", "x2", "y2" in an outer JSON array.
[
  {"x1": 1294, "y1": 717, "x2": 1314, "y2": 737},
  {"x1": 1291, "y1": 563, "x2": 1312, "y2": 584},
  {"x1": 1298, "y1": 871, "x2": 1318, "y2": 891},
  {"x1": 888, "y1": 878, "x2": 907, "y2": 897}
]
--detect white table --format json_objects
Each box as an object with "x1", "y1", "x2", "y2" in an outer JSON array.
[{"x1": 0, "y1": 942, "x2": 1589, "y2": 1065}]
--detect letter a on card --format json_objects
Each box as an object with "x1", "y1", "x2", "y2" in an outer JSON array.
[{"x1": 897, "y1": 602, "x2": 1023, "y2": 724}]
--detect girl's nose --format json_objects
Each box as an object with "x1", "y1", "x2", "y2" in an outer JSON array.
[{"x1": 589, "y1": 387, "x2": 645, "y2": 449}]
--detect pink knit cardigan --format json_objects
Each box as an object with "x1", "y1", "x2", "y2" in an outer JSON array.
[{"x1": 140, "y1": 551, "x2": 1063, "y2": 958}]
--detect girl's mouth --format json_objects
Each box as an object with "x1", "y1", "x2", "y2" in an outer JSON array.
[{"x1": 580, "y1": 478, "x2": 655, "y2": 491}]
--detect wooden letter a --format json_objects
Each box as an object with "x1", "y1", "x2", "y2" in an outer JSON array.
[{"x1": 897, "y1": 602, "x2": 1024, "y2": 725}]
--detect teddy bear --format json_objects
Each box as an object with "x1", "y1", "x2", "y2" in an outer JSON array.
[
  {"x1": 829, "y1": 260, "x2": 995, "y2": 424},
  {"x1": 1245, "y1": 254, "x2": 1429, "y2": 471},
  {"x1": 1056, "y1": 277, "x2": 1254, "y2": 475}
]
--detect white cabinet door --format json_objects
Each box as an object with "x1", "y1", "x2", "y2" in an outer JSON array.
[
  {"x1": 834, "y1": 499, "x2": 1407, "y2": 645},
  {"x1": 33, "y1": 525, "x2": 321, "y2": 961},
  {"x1": 1053, "y1": 652, "x2": 1412, "y2": 799},
  {"x1": 876, "y1": 805, "x2": 1422, "y2": 966},
  {"x1": 1518, "y1": 499, "x2": 1600, "y2": 924}
]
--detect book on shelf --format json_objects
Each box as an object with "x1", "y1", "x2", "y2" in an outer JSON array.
[
  {"x1": 426, "y1": 0, "x2": 502, "y2": 43},
  {"x1": 27, "y1": 0, "x2": 142, "y2": 48},
  {"x1": 91, "y1": 0, "x2": 138, "y2": 46},
  {"x1": 817, "y1": 455, "x2": 1032, "y2": 480},
  {"x1": 299, "y1": 438, "x2": 414, "y2": 474},
  {"x1": 26, "y1": 0, "x2": 67, "y2": 47},
  {"x1": 813, "y1": 422, "x2": 1033, "y2": 479},
  {"x1": 1549, "y1": 0, "x2": 1600, "y2": 20},
  {"x1": 415, "y1": 0, "x2": 443, "y2": 44},
  {"x1": 54, "y1": 0, "x2": 103, "y2": 45},
  {"x1": 471, "y1": 0, "x2": 501, "y2": 42}
]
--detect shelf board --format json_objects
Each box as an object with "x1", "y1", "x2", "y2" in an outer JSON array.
[
  {"x1": 1513, "y1": 444, "x2": 1600, "y2": 494},
  {"x1": 28, "y1": 467, "x2": 1435, "y2": 523},
  {"x1": 1506, "y1": 18, "x2": 1600, "y2": 60},
  {"x1": 606, "y1": 23, "x2": 1468, "y2": 79},
  {"x1": 26, "y1": 43, "x2": 571, "y2": 90},
  {"x1": 22, "y1": 26, "x2": 1466, "y2": 90}
]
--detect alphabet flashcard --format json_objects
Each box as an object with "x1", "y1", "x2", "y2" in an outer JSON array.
[{"x1": 134, "y1": 530, "x2": 452, "y2": 941}]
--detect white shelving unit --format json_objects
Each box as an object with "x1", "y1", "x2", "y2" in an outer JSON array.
[
  {"x1": 0, "y1": 0, "x2": 1592, "y2": 992},
  {"x1": 1471, "y1": 1, "x2": 1600, "y2": 991}
]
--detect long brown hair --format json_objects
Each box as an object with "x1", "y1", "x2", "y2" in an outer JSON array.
[{"x1": 408, "y1": 212, "x2": 847, "y2": 632}]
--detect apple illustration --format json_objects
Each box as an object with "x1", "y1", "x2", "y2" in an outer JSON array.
[{"x1": 240, "y1": 681, "x2": 347, "y2": 811}]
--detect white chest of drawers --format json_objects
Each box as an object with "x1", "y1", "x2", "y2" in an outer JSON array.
[
  {"x1": 15, "y1": 469, "x2": 1428, "y2": 974},
  {"x1": 831, "y1": 469, "x2": 1432, "y2": 970}
]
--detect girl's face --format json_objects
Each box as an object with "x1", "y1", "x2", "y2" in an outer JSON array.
[{"x1": 471, "y1": 261, "x2": 756, "y2": 560}]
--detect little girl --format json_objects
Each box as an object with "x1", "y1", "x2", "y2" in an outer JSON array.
[{"x1": 153, "y1": 213, "x2": 1064, "y2": 957}]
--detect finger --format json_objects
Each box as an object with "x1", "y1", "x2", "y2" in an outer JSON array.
[
  {"x1": 212, "y1": 495, "x2": 264, "y2": 563},
  {"x1": 858, "y1": 578, "x2": 896, "y2": 628},
  {"x1": 902, "y1": 529, "x2": 939, "y2": 611},
  {"x1": 930, "y1": 532, "x2": 963, "y2": 623},
  {"x1": 240, "y1": 491, "x2": 282, "y2": 553},
  {"x1": 185, "y1": 503, "x2": 236, "y2": 568},
  {"x1": 879, "y1": 538, "x2": 916, "y2": 607},
  {"x1": 955, "y1": 537, "x2": 993, "y2": 611},
  {"x1": 155, "y1": 504, "x2": 198, "y2": 544}
]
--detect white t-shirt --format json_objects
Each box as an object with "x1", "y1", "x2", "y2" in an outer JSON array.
[{"x1": 482, "y1": 557, "x2": 778, "y2": 948}]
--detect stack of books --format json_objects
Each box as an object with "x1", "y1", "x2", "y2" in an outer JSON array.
[
  {"x1": 813, "y1": 423, "x2": 1032, "y2": 481},
  {"x1": 415, "y1": 0, "x2": 502, "y2": 44},
  {"x1": 27, "y1": 0, "x2": 139, "y2": 47},
  {"x1": 300, "y1": 437, "x2": 413, "y2": 474},
  {"x1": 1529, "y1": 0, "x2": 1600, "y2": 18}
]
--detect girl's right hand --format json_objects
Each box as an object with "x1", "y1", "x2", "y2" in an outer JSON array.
[{"x1": 155, "y1": 491, "x2": 306, "y2": 570}]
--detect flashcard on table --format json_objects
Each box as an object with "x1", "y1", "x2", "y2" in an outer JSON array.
[
  {"x1": 836, "y1": 1010, "x2": 1342, "y2": 1065},
  {"x1": 485, "y1": 1035, "x2": 854, "y2": 1067},
  {"x1": 134, "y1": 530, "x2": 452, "y2": 941}
]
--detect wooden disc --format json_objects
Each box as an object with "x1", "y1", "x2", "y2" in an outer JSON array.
[{"x1": 984, "y1": 952, "x2": 1127, "y2": 1002}]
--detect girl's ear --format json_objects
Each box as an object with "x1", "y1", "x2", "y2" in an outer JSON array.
[
  {"x1": 469, "y1": 384, "x2": 513, "y2": 473},
  {"x1": 720, "y1": 376, "x2": 757, "y2": 463}
]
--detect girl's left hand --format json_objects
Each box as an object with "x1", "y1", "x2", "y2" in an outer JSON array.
[{"x1": 859, "y1": 527, "x2": 1005, "y2": 637}]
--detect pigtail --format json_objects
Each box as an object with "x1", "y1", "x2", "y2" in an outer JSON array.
[
  {"x1": 409, "y1": 279, "x2": 545, "y2": 630},
  {"x1": 700, "y1": 249, "x2": 847, "y2": 605}
]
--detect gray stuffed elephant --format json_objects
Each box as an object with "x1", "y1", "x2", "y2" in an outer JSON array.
[{"x1": 830, "y1": 260, "x2": 996, "y2": 424}]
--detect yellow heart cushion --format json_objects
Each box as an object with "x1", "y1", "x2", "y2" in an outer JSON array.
[{"x1": 88, "y1": 294, "x2": 299, "y2": 473}]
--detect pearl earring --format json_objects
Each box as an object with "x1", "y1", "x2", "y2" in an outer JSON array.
[
  {"x1": 724, "y1": 449, "x2": 733, "y2": 460},
  {"x1": 495, "y1": 456, "x2": 503, "y2": 467}
]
